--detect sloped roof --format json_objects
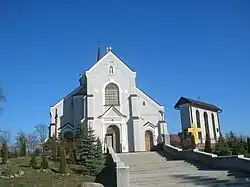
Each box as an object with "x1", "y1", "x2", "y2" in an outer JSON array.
[
  {"x1": 86, "y1": 50, "x2": 135, "y2": 73},
  {"x1": 174, "y1": 97, "x2": 222, "y2": 112},
  {"x1": 98, "y1": 106, "x2": 127, "y2": 118}
]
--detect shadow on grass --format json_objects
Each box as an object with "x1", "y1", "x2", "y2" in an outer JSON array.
[
  {"x1": 95, "y1": 154, "x2": 116, "y2": 187},
  {"x1": 18, "y1": 164, "x2": 30, "y2": 168}
]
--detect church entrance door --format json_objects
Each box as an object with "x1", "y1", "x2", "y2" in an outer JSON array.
[
  {"x1": 145, "y1": 130, "x2": 153, "y2": 151},
  {"x1": 106, "y1": 125, "x2": 121, "y2": 153}
]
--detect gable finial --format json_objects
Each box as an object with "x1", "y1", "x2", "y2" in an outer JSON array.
[
  {"x1": 97, "y1": 41, "x2": 101, "y2": 62},
  {"x1": 106, "y1": 46, "x2": 112, "y2": 53}
]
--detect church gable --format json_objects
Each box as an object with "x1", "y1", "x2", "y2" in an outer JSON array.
[
  {"x1": 98, "y1": 106, "x2": 127, "y2": 119},
  {"x1": 143, "y1": 121, "x2": 157, "y2": 129},
  {"x1": 86, "y1": 50, "x2": 135, "y2": 76}
]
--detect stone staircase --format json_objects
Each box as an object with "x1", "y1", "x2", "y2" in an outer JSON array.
[{"x1": 118, "y1": 151, "x2": 250, "y2": 187}]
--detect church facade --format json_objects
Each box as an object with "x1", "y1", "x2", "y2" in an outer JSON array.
[{"x1": 49, "y1": 47, "x2": 168, "y2": 152}]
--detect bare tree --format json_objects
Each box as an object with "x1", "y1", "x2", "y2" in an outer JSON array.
[
  {"x1": 27, "y1": 133, "x2": 39, "y2": 152},
  {"x1": 0, "y1": 87, "x2": 6, "y2": 112},
  {"x1": 34, "y1": 124, "x2": 48, "y2": 143},
  {"x1": 0, "y1": 130, "x2": 11, "y2": 144}
]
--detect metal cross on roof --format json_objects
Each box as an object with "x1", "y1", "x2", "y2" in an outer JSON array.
[{"x1": 106, "y1": 46, "x2": 112, "y2": 52}]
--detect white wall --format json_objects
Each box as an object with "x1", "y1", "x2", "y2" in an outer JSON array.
[
  {"x1": 179, "y1": 103, "x2": 191, "y2": 130},
  {"x1": 85, "y1": 51, "x2": 165, "y2": 152},
  {"x1": 49, "y1": 51, "x2": 166, "y2": 152},
  {"x1": 49, "y1": 86, "x2": 86, "y2": 137},
  {"x1": 190, "y1": 106, "x2": 220, "y2": 143}
]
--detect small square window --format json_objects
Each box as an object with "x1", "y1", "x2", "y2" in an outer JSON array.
[
  {"x1": 216, "y1": 128, "x2": 219, "y2": 132},
  {"x1": 143, "y1": 101, "x2": 146, "y2": 106}
]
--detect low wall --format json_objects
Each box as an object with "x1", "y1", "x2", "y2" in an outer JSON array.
[
  {"x1": 107, "y1": 146, "x2": 129, "y2": 187},
  {"x1": 164, "y1": 144, "x2": 250, "y2": 173}
]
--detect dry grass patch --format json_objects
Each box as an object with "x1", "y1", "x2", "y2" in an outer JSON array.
[{"x1": 0, "y1": 156, "x2": 95, "y2": 187}]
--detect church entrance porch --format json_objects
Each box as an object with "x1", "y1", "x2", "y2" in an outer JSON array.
[
  {"x1": 106, "y1": 125, "x2": 121, "y2": 153},
  {"x1": 145, "y1": 130, "x2": 153, "y2": 151}
]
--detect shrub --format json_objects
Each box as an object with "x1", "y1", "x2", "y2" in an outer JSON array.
[
  {"x1": 42, "y1": 155, "x2": 49, "y2": 169},
  {"x1": 190, "y1": 135, "x2": 196, "y2": 149},
  {"x1": 29, "y1": 155, "x2": 38, "y2": 169},
  {"x1": 214, "y1": 136, "x2": 231, "y2": 156},
  {"x1": 2, "y1": 141, "x2": 8, "y2": 164},
  {"x1": 247, "y1": 137, "x2": 250, "y2": 153},
  {"x1": 204, "y1": 135, "x2": 213, "y2": 153},
  {"x1": 34, "y1": 147, "x2": 42, "y2": 156},
  {"x1": 51, "y1": 135, "x2": 57, "y2": 161},
  {"x1": 60, "y1": 142, "x2": 66, "y2": 173}
]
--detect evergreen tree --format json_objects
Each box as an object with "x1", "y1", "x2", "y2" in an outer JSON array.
[
  {"x1": 247, "y1": 137, "x2": 250, "y2": 153},
  {"x1": 73, "y1": 123, "x2": 105, "y2": 175},
  {"x1": 214, "y1": 136, "x2": 231, "y2": 156},
  {"x1": 20, "y1": 140, "x2": 27, "y2": 156},
  {"x1": 2, "y1": 141, "x2": 8, "y2": 164},
  {"x1": 60, "y1": 142, "x2": 66, "y2": 173},
  {"x1": 29, "y1": 154, "x2": 38, "y2": 169},
  {"x1": 42, "y1": 155, "x2": 49, "y2": 169},
  {"x1": 232, "y1": 138, "x2": 245, "y2": 155},
  {"x1": 94, "y1": 137, "x2": 105, "y2": 175},
  {"x1": 42, "y1": 138, "x2": 51, "y2": 156},
  {"x1": 16, "y1": 132, "x2": 28, "y2": 156},
  {"x1": 75, "y1": 123, "x2": 88, "y2": 163},
  {"x1": 204, "y1": 135, "x2": 213, "y2": 153},
  {"x1": 51, "y1": 135, "x2": 57, "y2": 161},
  {"x1": 84, "y1": 126, "x2": 98, "y2": 175}
]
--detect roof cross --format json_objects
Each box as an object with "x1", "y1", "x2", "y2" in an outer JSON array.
[{"x1": 106, "y1": 46, "x2": 112, "y2": 53}]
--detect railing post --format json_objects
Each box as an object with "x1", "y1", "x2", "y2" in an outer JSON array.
[{"x1": 116, "y1": 165, "x2": 129, "y2": 187}]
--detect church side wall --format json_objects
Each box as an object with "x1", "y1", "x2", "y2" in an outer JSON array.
[
  {"x1": 73, "y1": 95, "x2": 84, "y2": 127},
  {"x1": 179, "y1": 104, "x2": 191, "y2": 131},
  {"x1": 50, "y1": 100, "x2": 64, "y2": 137},
  {"x1": 136, "y1": 94, "x2": 162, "y2": 149}
]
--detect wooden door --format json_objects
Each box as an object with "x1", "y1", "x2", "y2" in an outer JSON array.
[{"x1": 145, "y1": 131, "x2": 153, "y2": 151}]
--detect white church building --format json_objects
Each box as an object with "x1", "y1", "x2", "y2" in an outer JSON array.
[
  {"x1": 174, "y1": 97, "x2": 222, "y2": 144},
  {"x1": 49, "y1": 47, "x2": 168, "y2": 153}
]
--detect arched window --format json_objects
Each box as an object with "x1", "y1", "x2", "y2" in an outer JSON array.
[
  {"x1": 204, "y1": 112, "x2": 210, "y2": 138},
  {"x1": 196, "y1": 110, "x2": 201, "y2": 128},
  {"x1": 196, "y1": 110, "x2": 202, "y2": 142},
  {"x1": 105, "y1": 83, "x2": 119, "y2": 105},
  {"x1": 211, "y1": 113, "x2": 217, "y2": 141},
  {"x1": 109, "y1": 66, "x2": 114, "y2": 74}
]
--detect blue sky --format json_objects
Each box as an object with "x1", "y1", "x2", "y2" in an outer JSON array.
[{"x1": 0, "y1": 0, "x2": 249, "y2": 140}]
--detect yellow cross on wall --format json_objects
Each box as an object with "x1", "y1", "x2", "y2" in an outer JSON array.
[{"x1": 188, "y1": 123, "x2": 201, "y2": 145}]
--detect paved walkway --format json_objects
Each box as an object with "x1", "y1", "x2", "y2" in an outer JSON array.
[{"x1": 118, "y1": 151, "x2": 250, "y2": 187}]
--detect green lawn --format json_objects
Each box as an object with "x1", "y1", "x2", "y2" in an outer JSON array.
[
  {"x1": 0, "y1": 157, "x2": 95, "y2": 187},
  {"x1": 244, "y1": 153, "x2": 250, "y2": 158}
]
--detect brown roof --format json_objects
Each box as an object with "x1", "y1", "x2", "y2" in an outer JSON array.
[
  {"x1": 174, "y1": 97, "x2": 222, "y2": 112},
  {"x1": 170, "y1": 134, "x2": 181, "y2": 142}
]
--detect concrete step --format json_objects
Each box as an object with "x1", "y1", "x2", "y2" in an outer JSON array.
[{"x1": 117, "y1": 151, "x2": 250, "y2": 187}]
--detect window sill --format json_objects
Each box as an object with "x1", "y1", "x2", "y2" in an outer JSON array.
[{"x1": 104, "y1": 104, "x2": 121, "y2": 107}]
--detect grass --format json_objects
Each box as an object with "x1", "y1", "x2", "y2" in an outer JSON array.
[
  {"x1": 244, "y1": 152, "x2": 250, "y2": 158},
  {"x1": 0, "y1": 156, "x2": 95, "y2": 187}
]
